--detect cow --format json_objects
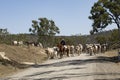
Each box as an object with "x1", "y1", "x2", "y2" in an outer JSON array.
[
  {"x1": 93, "y1": 44, "x2": 98, "y2": 55},
  {"x1": 70, "y1": 45, "x2": 75, "y2": 56},
  {"x1": 96, "y1": 44, "x2": 101, "y2": 53},
  {"x1": 12, "y1": 41, "x2": 18, "y2": 46},
  {"x1": 18, "y1": 41, "x2": 23, "y2": 46},
  {"x1": 101, "y1": 44, "x2": 107, "y2": 53},
  {"x1": 85, "y1": 44, "x2": 94, "y2": 56},
  {"x1": 75, "y1": 45, "x2": 81, "y2": 56},
  {"x1": 79, "y1": 44, "x2": 83, "y2": 54},
  {"x1": 12, "y1": 40, "x2": 24, "y2": 46},
  {"x1": 25, "y1": 41, "x2": 43, "y2": 48},
  {"x1": 45, "y1": 47, "x2": 58, "y2": 59}
]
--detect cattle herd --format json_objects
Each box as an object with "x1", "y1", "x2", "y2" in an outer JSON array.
[
  {"x1": 12, "y1": 40, "x2": 43, "y2": 48},
  {"x1": 12, "y1": 40, "x2": 107, "y2": 59},
  {"x1": 45, "y1": 43, "x2": 107, "y2": 59}
]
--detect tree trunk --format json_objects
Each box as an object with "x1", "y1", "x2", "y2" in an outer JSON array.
[
  {"x1": 116, "y1": 22, "x2": 120, "y2": 42},
  {"x1": 118, "y1": 27, "x2": 120, "y2": 42}
]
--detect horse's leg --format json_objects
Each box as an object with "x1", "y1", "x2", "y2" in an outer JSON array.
[
  {"x1": 66, "y1": 49, "x2": 70, "y2": 57},
  {"x1": 60, "y1": 52, "x2": 63, "y2": 59}
]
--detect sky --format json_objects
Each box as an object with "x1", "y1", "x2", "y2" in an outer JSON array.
[{"x1": 0, "y1": 0, "x2": 116, "y2": 36}]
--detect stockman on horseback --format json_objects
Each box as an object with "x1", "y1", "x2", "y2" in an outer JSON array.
[
  {"x1": 58, "y1": 38, "x2": 70, "y2": 58},
  {"x1": 60, "y1": 38, "x2": 66, "y2": 46}
]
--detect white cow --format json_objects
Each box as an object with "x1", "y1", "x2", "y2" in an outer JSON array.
[
  {"x1": 78, "y1": 44, "x2": 83, "y2": 54},
  {"x1": 45, "y1": 47, "x2": 58, "y2": 59},
  {"x1": 18, "y1": 41, "x2": 23, "y2": 46},
  {"x1": 12, "y1": 41, "x2": 18, "y2": 45},
  {"x1": 12, "y1": 41, "x2": 23, "y2": 46},
  {"x1": 75, "y1": 44, "x2": 83, "y2": 56},
  {"x1": 85, "y1": 44, "x2": 94, "y2": 56},
  {"x1": 75, "y1": 45, "x2": 80, "y2": 56},
  {"x1": 93, "y1": 44, "x2": 98, "y2": 54}
]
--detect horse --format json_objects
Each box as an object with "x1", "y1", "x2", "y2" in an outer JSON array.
[{"x1": 57, "y1": 44, "x2": 70, "y2": 58}]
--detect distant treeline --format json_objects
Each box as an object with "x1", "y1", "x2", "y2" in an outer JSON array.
[{"x1": 0, "y1": 28, "x2": 119, "y2": 49}]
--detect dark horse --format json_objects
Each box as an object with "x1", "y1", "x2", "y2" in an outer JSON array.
[{"x1": 57, "y1": 44, "x2": 70, "y2": 58}]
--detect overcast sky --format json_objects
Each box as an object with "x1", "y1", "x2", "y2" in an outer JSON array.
[{"x1": 0, "y1": 0, "x2": 116, "y2": 36}]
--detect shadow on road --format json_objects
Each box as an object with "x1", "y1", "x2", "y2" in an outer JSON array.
[
  {"x1": 6, "y1": 72, "x2": 120, "y2": 80},
  {"x1": 32, "y1": 55, "x2": 119, "y2": 68},
  {"x1": 97, "y1": 56, "x2": 120, "y2": 63},
  {"x1": 26, "y1": 67, "x2": 86, "y2": 77},
  {"x1": 28, "y1": 72, "x2": 120, "y2": 80},
  {"x1": 95, "y1": 78, "x2": 120, "y2": 80}
]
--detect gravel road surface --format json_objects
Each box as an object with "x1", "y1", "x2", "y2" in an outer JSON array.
[{"x1": 2, "y1": 53, "x2": 120, "y2": 80}]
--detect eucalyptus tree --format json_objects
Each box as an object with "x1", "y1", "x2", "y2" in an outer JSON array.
[
  {"x1": 29, "y1": 17, "x2": 60, "y2": 47},
  {"x1": 0, "y1": 28, "x2": 9, "y2": 35},
  {"x1": 89, "y1": 0, "x2": 120, "y2": 40},
  {"x1": 29, "y1": 17, "x2": 60, "y2": 36}
]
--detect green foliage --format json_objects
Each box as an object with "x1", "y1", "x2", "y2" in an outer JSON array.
[
  {"x1": 109, "y1": 29, "x2": 119, "y2": 43},
  {"x1": 29, "y1": 18, "x2": 60, "y2": 46},
  {"x1": 29, "y1": 18, "x2": 60, "y2": 36},
  {"x1": 0, "y1": 28, "x2": 9, "y2": 35},
  {"x1": 89, "y1": 0, "x2": 120, "y2": 34},
  {"x1": 95, "y1": 35, "x2": 108, "y2": 44},
  {"x1": 0, "y1": 28, "x2": 119, "y2": 49},
  {"x1": 109, "y1": 29, "x2": 120, "y2": 49},
  {"x1": 0, "y1": 28, "x2": 10, "y2": 44}
]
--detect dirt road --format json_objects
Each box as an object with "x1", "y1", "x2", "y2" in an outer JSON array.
[{"x1": 2, "y1": 53, "x2": 120, "y2": 80}]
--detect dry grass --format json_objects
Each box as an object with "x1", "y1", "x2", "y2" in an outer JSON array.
[
  {"x1": 0, "y1": 44, "x2": 47, "y2": 77},
  {"x1": 100, "y1": 49, "x2": 120, "y2": 63},
  {"x1": 0, "y1": 65, "x2": 20, "y2": 77},
  {"x1": 104, "y1": 49, "x2": 119, "y2": 57}
]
